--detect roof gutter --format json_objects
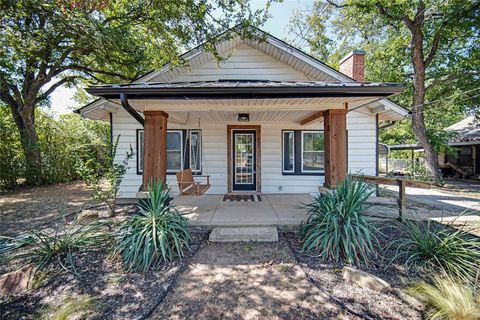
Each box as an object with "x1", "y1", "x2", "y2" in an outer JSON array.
[{"x1": 86, "y1": 85, "x2": 405, "y2": 100}]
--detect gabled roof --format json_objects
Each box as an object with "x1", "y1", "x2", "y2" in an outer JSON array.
[
  {"x1": 76, "y1": 26, "x2": 408, "y2": 121},
  {"x1": 446, "y1": 115, "x2": 480, "y2": 144}
]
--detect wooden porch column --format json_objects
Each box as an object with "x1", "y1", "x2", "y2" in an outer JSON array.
[
  {"x1": 143, "y1": 111, "x2": 168, "y2": 189},
  {"x1": 324, "y1": 109, "x2": 347, "y2": 187}
]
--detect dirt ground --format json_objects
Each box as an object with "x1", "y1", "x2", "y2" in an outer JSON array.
[
  {"x1": 0, "y1": 181, "x2": 96, "y2": 236},
  {"x1": 151, "y1": 236, "x2": 421, "y2": 320},
  {"x1": 151, "y1": 239, "x2": 342, "y2": 320},
  {"x1": 1, "y1": 232, "x2": 207, "y2": 320}
]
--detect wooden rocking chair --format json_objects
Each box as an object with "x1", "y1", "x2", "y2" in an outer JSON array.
[{"x1": 176, "y1": 169, "x2": 211, "y2": 195}]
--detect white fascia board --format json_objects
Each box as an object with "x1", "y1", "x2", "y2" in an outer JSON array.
[
  {"x1": 265, "y1": 36, "x2": 352, "y2": 82},
  {"x1": 133, "y1": 48, "x2": 207, "y2": 84}
]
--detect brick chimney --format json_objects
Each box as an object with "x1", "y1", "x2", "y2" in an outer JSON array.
[{"x1": 339, "y1": 50, "x2": 365, "y2": 82}]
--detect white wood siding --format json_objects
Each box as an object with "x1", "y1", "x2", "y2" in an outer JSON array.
[
  {"x1": 113, "y1": 109, "x2": 377, "y2": 198},
  {"x1": 154, "y1": 44, "x2": 311, "y2": 82},
  {"x1": 347, "y1": 111, "x2": 377, "y2": 176}
]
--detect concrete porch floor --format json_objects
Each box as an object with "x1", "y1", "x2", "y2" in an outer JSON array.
[{"x1": 172, "y1": 194, "x2": 313, "y2": 231}]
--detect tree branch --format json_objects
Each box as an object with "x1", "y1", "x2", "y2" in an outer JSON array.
[
  {"x1": 35, "y1": 76, "x2": 78, "y2": 103},
  {"x1": 60, "y1": 64, "x2": 132, "y2": 81}
]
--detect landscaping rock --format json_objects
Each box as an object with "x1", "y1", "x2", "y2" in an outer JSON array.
[
  {"x1": 77, "y1": 210, "x2": 99, "y2": 224},
  {"x1": 342, "y1": 266, "x2": 391, "y2": 292},
  {"x1": 0, "y1": 264, "x2": 36, "y2": 297}
]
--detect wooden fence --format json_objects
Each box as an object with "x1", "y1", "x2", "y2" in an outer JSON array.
[{"x1": 350, "y1": 174, "x2": 432, "y2": 219}]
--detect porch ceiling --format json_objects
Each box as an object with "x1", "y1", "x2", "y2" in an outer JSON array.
[
  {"x1": 127, "y1": 96, "x2": 380, "y2": 112},
  {"x1": 166, "y1": 110, "x2": 325, "y2": 124}
]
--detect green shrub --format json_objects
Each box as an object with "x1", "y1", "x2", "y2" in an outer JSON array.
[
  {"x1": 114, "y1": 180, "x2": 191, "y2": 272},
  {"x1": 391, "y1": 218, "x2": 480, "y2": 283},
  {"x1": 298, "y1": 177, "x2": 377, "y2": 266},
  {"x1": 28, "y1": 221, "x2": 111, "y2": 274},
  {"x1": 77, "y1": 135, "x2": 133, "y2": 216},
  {"x1": 409, "y1": 275, "x2": 480, "y2": 320},
  {"x1": 0, "y1": 107, "x2": 109, "y2": 191}
]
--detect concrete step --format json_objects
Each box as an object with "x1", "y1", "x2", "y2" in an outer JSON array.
[{"x1": 209, "y1": 226, "x2": 278, "y2": 242}]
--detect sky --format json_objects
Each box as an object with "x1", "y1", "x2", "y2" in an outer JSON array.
[{"x1": 48, "y1": 0, "x2": 314, "y2": 115}]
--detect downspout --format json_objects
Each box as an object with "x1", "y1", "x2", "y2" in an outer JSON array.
[
  {"x1": 119, "y1": 93, "x2": 145, "y2": 191},
  {"x1": 120, "y1": 93, "x2": 145, "y2": 127}
]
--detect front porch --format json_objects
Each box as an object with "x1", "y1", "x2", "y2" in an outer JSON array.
[{"x1": 173, "y1": 194, "x2": 313, "y2": 231}]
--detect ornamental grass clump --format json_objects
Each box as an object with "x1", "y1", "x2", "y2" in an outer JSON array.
[
  {"x1": 298, "y1": 177, "x2": 377, "y2": 266},
  {"x1": 114, "y1": 180, "x2": 191, "y2": 272},
  {"x1": 390, "y1": 218, "x2": 480, "y2": 284},
  {"x1": 27, "y1": 221, "x2": 110, "y2": 275},
  {"x1": 409, "y1": 275, "x2": 480, "y2": 320}
]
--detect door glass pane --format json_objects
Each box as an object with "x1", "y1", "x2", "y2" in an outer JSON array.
[{"x1": 235, "y1": 133, "x2": 254, "y2": 184}]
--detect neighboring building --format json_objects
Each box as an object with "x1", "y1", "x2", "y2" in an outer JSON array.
[
  {"x1": 389, "y1": 115, "x2": 480, "y2": 179},
  {"x1": 76, "y1": 28, "x2": 408, "y2": 198},
  {"x1": 441, "y1": 115, "x2": 479, "y2": 178}
]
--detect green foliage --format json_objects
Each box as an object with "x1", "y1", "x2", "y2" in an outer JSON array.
[
  {"x1": 27, "y1": 221, "x2": 111, "y2": 275},
  {"x1": 0, "y1": 107, "x2": 24, "y2": 190},
  {"x1": 391, "y1": 219, "x2": 480, "y2": 284},
  {"x1": 298, "y1": 177, "x2": 377, "y2": 266},
  {"x1": 409, "y1": 275, "x2": 480, "y2": 320},
  {"x1": 77, "y1": 135, "x2": 133, "y2": 216},
  {"x1": 114, "y1": 180, "x2": 191, "y2": 272},
  {"x1": 0, "y1": 0, "x2": 270, "y2": 186},
  {"x1": 42, "y1": 295, "x2": 97, "y2": 320},
  {"x1": 0, "y1": 107, "x2": 109, "y2": 192},
  {"x1": 287, "y1": 0, "x2": 479, "y2": 149}
]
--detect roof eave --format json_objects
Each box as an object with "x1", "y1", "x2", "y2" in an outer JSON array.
[{"x1": 86, "y1": 85, "x2": 405, "y2": 100}]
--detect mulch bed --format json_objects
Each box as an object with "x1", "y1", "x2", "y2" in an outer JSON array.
[
  {"x1": 0, "y1": 231, "x2": 207, "y2": 320},
  {"x1": 283, "y1": 223, "x2": 425, "y2": 320}
]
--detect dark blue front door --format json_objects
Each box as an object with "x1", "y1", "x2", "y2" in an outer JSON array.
[{"x1": 232, "y1": 130, "x2": 256, "y2": 191}]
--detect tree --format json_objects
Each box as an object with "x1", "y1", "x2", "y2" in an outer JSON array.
[
  {"x1": 288, "y1": 0, "x2": 479, "y2": 182},
  {"x1": 0, "y1": 0, "x2": 270, "y2": 185}
]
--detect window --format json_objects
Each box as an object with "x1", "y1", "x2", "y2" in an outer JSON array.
[
  {"x1": 136, "y1": 129, "x2": 202, "y2": 174},
  {"x1": 302, "y1": 131, "x2": 325, "y2": 172},
  {"x1": 167, "y1": 130, "x2": 183, "y2": 172},
  {"x1": 189, "y1": 130, "x2": 202, "y2": 173},
  {"x1": 302, "y1": 131, "x2": 324, "y2": 172},
  {"x1": 282, "y1": 130, "x2": 324, "y2": 175},
  {"x1": 137, "y1": 130, "x2": 144, "y2": 173},
  {"x1": 282, "y1": 131, "x2": 294, "y2": 173}
]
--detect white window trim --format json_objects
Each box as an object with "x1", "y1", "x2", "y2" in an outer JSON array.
[
  {"x1": 301, "y1": 131, "x2": 325, "y2": 173},
  {"x1": 282, "y1": 130, "x2": 295, "y2": 173},
  {"x1": 138, "y1": 130, "x2": 144, "y2": 174},
  {"x1": 189, "y1": 130, "x2": 202, "y2": 173},
  {"x1": 167, "y1": 130, "x2": 183, "y2": 173}
]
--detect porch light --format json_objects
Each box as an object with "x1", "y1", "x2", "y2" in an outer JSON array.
[{"x1": 238, "y1": 113, "x2": 250, "y2": 122}]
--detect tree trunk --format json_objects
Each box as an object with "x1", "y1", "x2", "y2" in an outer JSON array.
[
  {"x1": 9, "y1": 103, "x2": 45, "y2": 186},
  {"x1": 409, "y1": 21, "x2": 443, "y2": 182}
]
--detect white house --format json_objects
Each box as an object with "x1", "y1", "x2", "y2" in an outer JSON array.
[{"x1": 77, "y1": 28, "x2": 408, "y2": 199}]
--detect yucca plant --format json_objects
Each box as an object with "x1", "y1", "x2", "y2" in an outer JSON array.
[
  {"x1": 409, "y1": 275, "x2": 480, "y2": 320},
  {"x1": 24, "y1": 221, "x2": 111, "y2": 274},
  {"x1": 298, "y1": 177, "x2": 377, "y2": 266},
  {"x1": 390, "y1": 218, "x2": 480, "y2": 283},
  {"x1": 114, "y1": 180, "x2": 191, "y2": 272}
]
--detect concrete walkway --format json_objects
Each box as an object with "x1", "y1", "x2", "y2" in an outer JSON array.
[
  {"x1": 173, "y1": 194, "x2": 311, "y2": 230},
  {"x1": 380, "y1": 185, "x2": 480, "y2": 216},
  {"x1": 150, "y1": 241, "x2": 340, "y2": 319}
]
